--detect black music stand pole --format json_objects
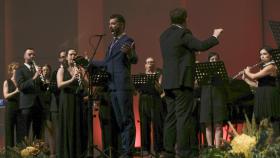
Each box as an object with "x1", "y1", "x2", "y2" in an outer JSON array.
[
  {"x1": 131, "y1": 73, "x2": 159, "y2": 158},
  {"x1": 195, "y1": 61, "x2": 228, "y2": 147},
  {"x1": 87, "y1": 35, "x2": 103, "y2": 158},
  {"x1": 86, "y1": 74, "x2": 94, "y2": 158},
  {"x1": 87, "y1": 72, "x2": 110, "y2": 158},
  {"x1": 78, "y1": 34, "x2": 107, "y2": 158}
]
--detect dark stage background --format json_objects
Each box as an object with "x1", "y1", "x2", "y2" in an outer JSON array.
[{"x1": 0, "y1": 0, "x2": 280, "y2": 149}]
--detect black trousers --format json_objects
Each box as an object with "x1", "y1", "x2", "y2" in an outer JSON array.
[
  {"x1": 17, "y1": 99, "x2": 44, "y2": 142},
  {"x1": 99, "y1": 103, "x2": 119, "y2": 157},
  {"x1": 139, "y1": 94, "x2": 166, "y2": 153},
  {"x1": 5, "y1": 101, "x2": 20, "y2": 147},
  {"x1": 163, "y1": 88, "x2": 198, "y2": 158}
]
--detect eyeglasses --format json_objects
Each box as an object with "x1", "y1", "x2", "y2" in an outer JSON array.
[{"x1": 146, "y1": 61, "x2": 154, "y2": 64}]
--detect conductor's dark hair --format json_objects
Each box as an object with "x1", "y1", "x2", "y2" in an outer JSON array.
[{"x1": 170, "y1": 8, "x2": 187, "y2": 25}]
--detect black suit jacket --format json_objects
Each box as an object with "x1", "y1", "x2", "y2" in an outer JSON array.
[
  {"x1": 15, "y1": 64, "x2": 43, "y2": 109},
  {"x1": 160, "y1": 25, "x2": 219, "y2": 89}
]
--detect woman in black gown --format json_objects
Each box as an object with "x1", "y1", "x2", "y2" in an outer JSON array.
[
  {"x1": 3, "y1": 62, "x2": 20, "y2": 148},
  {"x1": 243, "y1": 46, "x2": 280, "y2": 136},
  {"x1": 56, "y1": 49, "x2": 87, "y2": 158},
  {"x1": 200, "y1": 52, "x2": 228, "y2": 148}
]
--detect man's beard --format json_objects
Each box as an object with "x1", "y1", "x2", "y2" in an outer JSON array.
[{"x1": 111, "y1": 29, "x2": 120, "y2": 37}]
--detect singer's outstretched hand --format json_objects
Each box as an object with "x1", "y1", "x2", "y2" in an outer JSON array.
[{"x1": 121, "y1": 42, "x2": 135, "y2": 54}]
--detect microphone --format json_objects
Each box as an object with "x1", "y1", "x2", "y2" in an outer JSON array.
[{"x1": 94, "y1": 33, "x2": 106, "y2": 36}]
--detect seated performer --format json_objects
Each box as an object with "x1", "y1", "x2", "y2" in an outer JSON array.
[
  {"x1": 199, "y1": 52, "x2": 228, "y2": 148},
  {"x1": 243, "y1": 46, "x2": 280, "y2": 138}
]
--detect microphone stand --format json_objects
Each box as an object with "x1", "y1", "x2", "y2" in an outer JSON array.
[{"x1": 84, "y1": 34, "x2": 109, "y2": 158}]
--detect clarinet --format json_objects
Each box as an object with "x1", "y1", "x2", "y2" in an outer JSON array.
[
  {"x1": 32, "y1": 60, "x2": 46, "y2": 83},
  {"x1": 74, "y1": 63, "x2": 82, "y2": 86},
  {"x1": 74, "y1": 62, "x2": 84, "y2": 94}
]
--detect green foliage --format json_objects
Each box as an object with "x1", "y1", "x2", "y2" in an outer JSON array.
[
  {"x1": 243, "y1": 113, "x2": 258, "y2": 137},
  {"x1": 199, "y1": 147, "x2": 246, "y2": 158}
]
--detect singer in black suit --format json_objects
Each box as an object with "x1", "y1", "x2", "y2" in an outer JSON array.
[
  {"x1": 91, "y1": 14, "x2": 137, "y2": 157},
  {"x1": 159, "y1": 8, "x2": 223, "y2": 157},
  {"x1": 15, "y1": 48, "x2": 45, "y2": 142}
]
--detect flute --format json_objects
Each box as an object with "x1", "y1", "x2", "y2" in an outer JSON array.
[{"x1": 232, "y1": 62, "x2": 263, "y2": 79}]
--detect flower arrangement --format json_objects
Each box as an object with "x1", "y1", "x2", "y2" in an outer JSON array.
[
  {"x1": 230, "y1": 134, "x2": 256, "y2": 158},
  {"x1": 200, "y1": 113, "x2": 280, "y2": 158},
  {"x1": 0, "y1": 136, "x2": 49, "y2": 158}
]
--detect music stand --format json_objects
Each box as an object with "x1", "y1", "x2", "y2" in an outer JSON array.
[
  {"x1": 87, "y1": 65, "x2": 110, "y2": 158},
  {"x1": 132, "y1": 73, "x2": 159, "y2": 90},
  {"x1": 131, "y1": 73, "x2": 159, "y2": 158},
  {"x1": 195, "y1": 61, "x2": 229, "y2": 146},
  {"x1": 269, "y1": 21, "x2": 280, "y2": 48},
  {"x1": 75, "y1": 57, "x2": 111, "y2": 158},
  {"x1": 271, "y1": 49, "x2": 280, "y2": 69},
  {"x1": 268, "y1": 21, "x2": 280, "y2": 88},
  {"x1": 270, "y1": 49, "x2": 280, "y2": 88}
]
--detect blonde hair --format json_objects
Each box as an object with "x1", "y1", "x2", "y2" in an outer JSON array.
[{"x1": 8, "y1": 62, "x2": 19, "y2": 75}]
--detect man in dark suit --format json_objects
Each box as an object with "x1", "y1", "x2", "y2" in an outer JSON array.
[
  {"x1": 15, "y1": 48, "x2": 45, "y2": 142},
  {"x1": 159, "y1": 8, "x2": 223, "y2": 157},
  {"x1": 91, "y1": 14, "x2": 137, "y2": 158},
  {"x1": 137, "y1": 57, "x2": 166, "y2": 156}
]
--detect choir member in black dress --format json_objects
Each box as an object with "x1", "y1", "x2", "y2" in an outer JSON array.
[
  {"x1": 41, "y1": 64, "x2": 57, "y2": 158},
  {"x1": 3, "y1": 62, "x2": 20, "y2": 148},
  {"x1": 200, "y1": 52, "x2": 228, "y2": 148},
  {"x1": 56, "y1": 49, "x2": 87, "y2": 158},
  {"x1": 48, "y1": 51, "x2": 66, "y2": 158},
  {"x1": 243, "y1": 46, "x2": 280, "y2": 137}
]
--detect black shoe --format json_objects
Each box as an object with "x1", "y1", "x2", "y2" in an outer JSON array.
[
  {"x1": 119, "y1": 153, "x2": 133, "y2": 158},
  {"x1": 141, "y1": 150, "x2": 150, "y2": 156},
  {"x1": 159, "y1": 151, "x2": 175, "y2": 158}
]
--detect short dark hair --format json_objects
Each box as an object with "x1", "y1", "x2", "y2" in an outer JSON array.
[
  {"x1": 110, "y1": 14, "x2": 126, "y2": 26},
  {"x1": 170, "y1": 8, "x2": 187, "y2": 25},
  {"x1": 208, "y1": 52, "x2": 220, "y2": 61},
  {"x1": 261, "y1": 46, "x2": 274, "y2": 55}
]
